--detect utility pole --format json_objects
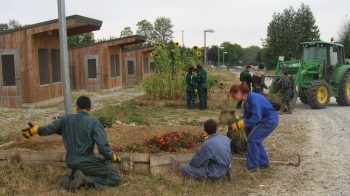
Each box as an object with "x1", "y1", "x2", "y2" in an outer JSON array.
[
  {"x1": 204, "y1": 29, "x2": 214, "y2": 67},
  {"x1": 223, "y1": 51, "x2": 228, "y2": 67},
  {"x1": 181, "y1": 30, "x2": 184, "y2": 47},
  {"x1": 57, "y1": 0, "x2": 72, "y2": 114}
]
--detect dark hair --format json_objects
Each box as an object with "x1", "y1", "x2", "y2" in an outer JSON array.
[
  {"x1": 258, "y1": 64, "x2": 265, "y2": 70},
  {"x1": 76, "y1": 96, "x2": 91, "y2": 110},
  {"x1": 245, "y1": 65, "x2": 252, "y2": 70},
  {"x1": 283, "y1": 71, "x2": 288, "y2": 75},
  {"x1": 196, "y1": 64, "x2": 202, "y2": 69},
  {"x1": 230, "y1": 83, "x2": 250, "y2": 95},
  {"x1": 204, "y1": 119, "x2": 217, "y2": 135}
]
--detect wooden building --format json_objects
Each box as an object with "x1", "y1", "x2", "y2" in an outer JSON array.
[
  {"x1": 0, "y1": 15, "x2": 102, "y2": 107},
  {"x1": 69, "y1": 36, "x2": 154, "y2": 91},
  {"x1": 121, "y1": 46, "x2": 154, "y2": 85}
]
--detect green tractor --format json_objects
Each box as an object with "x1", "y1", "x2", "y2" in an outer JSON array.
[{"x1": 270, "y1": 41, "x2": 350, "y2": 109}]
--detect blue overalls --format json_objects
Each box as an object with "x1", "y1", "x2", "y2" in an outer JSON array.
[
  {"x1": 180, "y1": 134, "x2": 231, "y2": 181},
  {"x1": 243, "y1": 92, "x2": 279, "y2": 170}
]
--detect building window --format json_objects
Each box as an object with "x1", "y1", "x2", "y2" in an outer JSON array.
[
  {"x1": 51, "y1": 49, "x2": 61, "y2": 82},
  {"x1": 127, "y1": 60, "x2": 135, "y2": 75},
  {"x1": 150, "y1": 61, "x2": 155, "y2": 73},
  {"x1": 38, "y1": 48, "x2": 49, "y2": 85},
  {"x1": 110, "y1": 55, "x2": 120, "y2": 77},
  {"x1": 143, "y1": 57, "x2": 149, "y2": 74},
  {"x1": 87, "y1": 59, "x2": 97, "y2": 79},
  {"x1": 1, "y1": 55, "x2": 16, "y2": 86}
]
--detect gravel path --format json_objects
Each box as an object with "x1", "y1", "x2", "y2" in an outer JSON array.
[{"x1": 260, "y1": 99, "x2": 350, "y2": 195}]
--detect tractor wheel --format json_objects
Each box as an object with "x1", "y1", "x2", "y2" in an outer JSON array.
[
  {"x1": 306, "y1": 80, "x2": 330, "y2": 109},
  {"x1": 300, "y1": 96, "x2": 308, "y2": 104},
  {"x1": 336, "y1": 71, "x2": 350, "y2": 106}
]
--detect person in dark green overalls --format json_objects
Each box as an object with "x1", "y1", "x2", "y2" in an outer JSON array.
[
  {"x1": 196, "y1": 64, "x2": 208, "y2": 110},
  {"x1": 186, "y1": 66, "x2": 197, "y2": 109},
  {"x1": 21, "y1": 96, "x2": 122, "y2": 192},
  {"x1": 236, "y1": 65, "x2": 252, "y2": 109},
  {"x1": 278, "y1": 71, "x2": 293, "y2": 114}
]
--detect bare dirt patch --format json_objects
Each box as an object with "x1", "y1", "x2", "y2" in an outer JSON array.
[{"x1": 2, "y1": 125, "x2": 203, "y2": 153}]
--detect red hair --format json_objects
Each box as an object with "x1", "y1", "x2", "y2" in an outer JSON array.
[{"x1": 229, "y1": 82, "x2": 250, "y2": 95}]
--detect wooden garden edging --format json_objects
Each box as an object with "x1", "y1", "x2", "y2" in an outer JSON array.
[{"x1": 0, "y1": 150, "x2": 194, "y2": 175}]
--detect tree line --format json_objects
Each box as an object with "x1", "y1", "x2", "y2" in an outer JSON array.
[{"x1": 1, "y1": 3, "x2": 350, "y2": 69}]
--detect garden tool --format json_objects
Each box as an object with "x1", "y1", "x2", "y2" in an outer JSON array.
[{"x1": 233, "y1": 153, "x2": 301, "y2": 167}]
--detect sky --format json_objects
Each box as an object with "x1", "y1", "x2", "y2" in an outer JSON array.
[{"x1": 1, "y1": 0, "x2": 349, "y2": 48}]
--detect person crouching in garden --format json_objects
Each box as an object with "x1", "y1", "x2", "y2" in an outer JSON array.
[
  {"x1": 21, "y1": 96, "x2": 122, "y2": 192},
  {"x1": 180, "y1": 119, "x2": 233, "y2": 181},
  {"x1": 229, "y1": 83, "x2": 279, "y2": 172},
  {"x1": 196, "y1": 64, "x2": 208, "y2": 110},
  {"x1": 186, "y1": 66, "x2": 197, "y2": 109}
]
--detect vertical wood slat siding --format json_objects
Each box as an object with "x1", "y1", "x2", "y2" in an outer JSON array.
[{"x1": 0, "y1": 18, "x2": 91, "y2": 107}]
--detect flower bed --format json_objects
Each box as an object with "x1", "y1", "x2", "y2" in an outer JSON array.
[{"x1": 112, "y1": 131, "x2": 206, "y2": 153}]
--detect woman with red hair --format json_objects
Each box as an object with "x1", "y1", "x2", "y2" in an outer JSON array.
[{"x1": 229, "y1": 83, "x2": 279, "y2": 172}]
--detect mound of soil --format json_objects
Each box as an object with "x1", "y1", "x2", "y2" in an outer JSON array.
[{"x1": 2, "y1": 125, "x2": 203, "y2": 153}]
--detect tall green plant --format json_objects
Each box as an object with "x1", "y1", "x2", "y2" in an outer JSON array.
[{"x1": 144, "y1": 43, "x2": 203, "y2": 100}]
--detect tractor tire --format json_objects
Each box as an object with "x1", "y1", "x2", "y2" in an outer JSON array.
[
  {"x1": 300, "y1": 96, "x2": 308, "y2": 104},
  {"x1": 306, "y1": 80, "x2": 330, "y2": 109},
  {"x1": 336, "y1": 71, "x2": 350, "y2": 106}
]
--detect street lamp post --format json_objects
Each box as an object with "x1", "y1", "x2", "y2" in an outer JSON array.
[
  {"x1": 223, "y1": 51, "x2": 228, "y2": 67},
  {"x1": 57, "y1": 0, "x2": 72, "y2": 114},
  {"x1": 204, "y1": 29, "x2": 215, "y2": 67},
  {"x1": 217, "y1": 46, "x2": 224, "y2": 66}
]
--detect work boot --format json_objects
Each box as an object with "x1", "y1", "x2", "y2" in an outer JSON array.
[
  {"x1": 204, "y1": 99, "x2": 208, "y2": 110},
  {"x1": 61, "y1": 169, "x2": 74, "y2": 191},
  {"x1": 69, "y1": 170, "x2": 91, "y2": 192},
  {"x1": 286, "y1": 102, "x2": 292, "y2": 114},
  {"x1": 226, "y1": 168, "x2": 234, "y2": 181},
  {"x1": 279, "y1": 103, "x2": 285, "y2": 115},
  {"x1": 199, "y1": 100, "x2": 205, "y2": 110},
  {"x1": 190, "y1": 100, "x2": 195, "y2": 109},
  {"x1": 61, "y1": 174, "x2": 72, "y2": 191}
]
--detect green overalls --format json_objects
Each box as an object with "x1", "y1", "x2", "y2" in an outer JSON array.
[
  {"x1": 38, "y1": 112, "x2": 121, "y2": 188},
  {"x1": 186, "y1": 72, "x2": 197, "y2": 109},
  {"x1": 279, "y1": 76, "x2": 293, "y2": 114},
  {"x1": 197, "y1": 68, "x2": 208, "y2": 110}
]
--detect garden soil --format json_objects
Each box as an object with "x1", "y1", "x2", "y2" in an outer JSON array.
[{"x1": 1, "y1": 125, "x2": 203, "y2": 153}]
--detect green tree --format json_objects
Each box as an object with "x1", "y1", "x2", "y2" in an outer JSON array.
[
  {"x1": 136, "y1": 19, "x2": 154, "y2": 45},
  {"x1": 338, "y1": 16, "x2": 350, "y2": 58},
  {"x1": 293, "y1": 3, "x2": 320, "y2": 58},
  {"x1": 153, "y1": 17, "x2": 174, "y2": 44},
  {"x1": 221, "y1": 42, "x2": 244, "y2": 66},
  {"x1": 263, "y1": 4, "x2": 320, "y2": 69},
  {"x1": 68, "y1": 32, "x2": 95, "y2": 48},
  {"x1": 0, "y1": 19, "x2": 22, "y2": 32},
  {"x1": 120, "y1": 27, "x2": 133, "y2": 37},
  {"x1": 207, "y1": 45, "x2": 219, "y2": 65},
  {"x1": 243, "y1": 46, "x2": 261, "y2": 65}
]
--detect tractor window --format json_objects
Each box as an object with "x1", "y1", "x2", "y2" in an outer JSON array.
[
  {"x1": 302, "y1": 46, "x2": 327, "y2": 62},
  {"x1": 330, "y1": 46, "x2": 338, "y2": 66}
]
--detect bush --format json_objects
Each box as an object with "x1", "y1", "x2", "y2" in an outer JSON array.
[{"x1": 91, "y1": 102, "x2": 147, "y2": 128}]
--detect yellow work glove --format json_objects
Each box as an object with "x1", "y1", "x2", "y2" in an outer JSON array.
[
  {"x1": 231, "y1": 118, "x2": 245, "y2": 132},
  {"x1": 21, "y1": 122, "x2": 39, "y2": 139},
  {"x1": 113, "y1": 154, "x2": 121, "y2": 162}
]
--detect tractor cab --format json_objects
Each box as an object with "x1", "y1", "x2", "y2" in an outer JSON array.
[
  {"x1": 301, "y1": 41, "x2": 345, "y2": 81},
  {"x1": 270, "y1": 41, "x2": 350, "y2": 109}
]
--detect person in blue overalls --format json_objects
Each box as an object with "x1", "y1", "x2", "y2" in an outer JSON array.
[{"x1": 229, "y1": 83, "x2": 279, "y2": 172}]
